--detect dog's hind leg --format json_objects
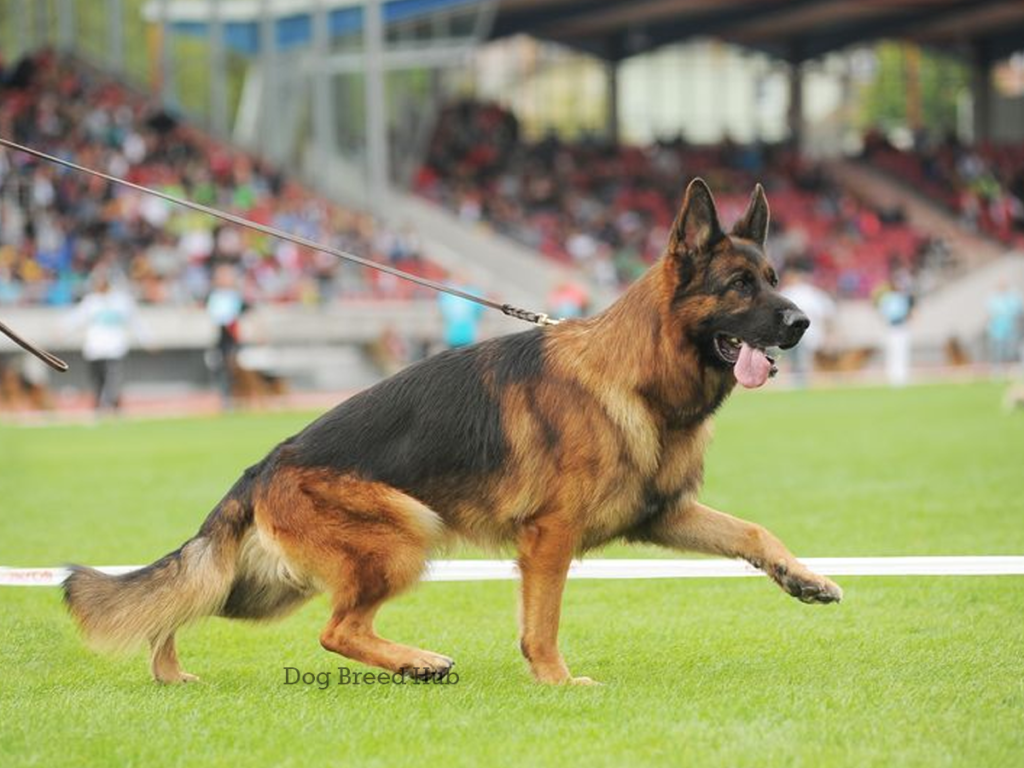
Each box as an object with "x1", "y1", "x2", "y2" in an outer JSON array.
[
  {"x1": 257, "y1": 468, "x2": 452, "y2": 679},
  {"x1": 150, "y1": 633, "x2": 198, "y2": 684},
  {"x1": 321, "y1": 600, "x2": 454, "y2": 680},
  {"x1": 637, "y1": 500, "x2": 843, "y2": 604}
]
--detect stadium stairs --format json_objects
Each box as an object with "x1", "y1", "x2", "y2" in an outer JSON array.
[
  {"x1": 376, "y1": 153, "x2": 1020, "y2": 370},
  {"x1": 296, "y1": 150, "x2": 1018, "y2": 372},
  {"x1": 807, "y1": 160, "x2": 1023, "y2": 366},
  {"x1": 299, "y1": 147, "x2": 603, "y2": 311}
]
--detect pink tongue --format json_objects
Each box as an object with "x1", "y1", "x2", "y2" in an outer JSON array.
[{"x1": 734, "y1": 343, "x2": 772, "y2": 389}]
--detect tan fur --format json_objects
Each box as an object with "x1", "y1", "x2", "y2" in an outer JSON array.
[
  {"x1": 246, "y1": 228, "x2": 840, "y2": 684},
  {"x1": 64, "y1": 538, "x2": 233, "y2": 656},
  {"x1": 64, "y1": 536, "x2": 236, "y2": 683},
  {"x1": 63, "y1": 495, "x2": 256, "y2": 683},
  {"x1": 255, "y1": 184, "x2": 839, "y2": 684},
  {"x1": 252, "y1": 467, "x2": 449, "y2": 677},
  {"x1": 64, "y1": 180, "x2": 840, "y2": 685}
]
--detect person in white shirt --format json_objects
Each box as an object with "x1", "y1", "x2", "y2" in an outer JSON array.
[
  {"x1": 66, "y1": 274, "x2": 145, "y2": 412},
  {"x1": 875, "y1": 272, "x2": 915, "y2": 387},
  {"x1": 780, "y1": 269, "x2": 836, "y2": 387}
]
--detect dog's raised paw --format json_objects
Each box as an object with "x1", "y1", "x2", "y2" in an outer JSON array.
[
  {"x1": 771, "y1": 563, "x2": 842, "y2": 604},
  {"x1": 787, "y1": 575, "x2": 843, "y2": 604}
]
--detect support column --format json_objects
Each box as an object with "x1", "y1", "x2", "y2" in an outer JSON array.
[
  {"x1": 787, "y1": 57, "x2": 804, "y2": 151},
  {"x1": 364, "y1": 0, "x2": 389, "y2": 214},
  {"x1": 312, "y1": 0, "x2": 335, "y2": 174},
  {"x1": 209, "y1": 0, "x2": 229, "y2": 136},
  {"x1": 971, "y1": 41, "x2": 993, "y2": 144},
  {"x1": 13, "y1": 0, "x2": 30, "y2": 59},
  {"x1": 903, "y1": 42, "x2": 922, "y2": 134},
  {"x1": 259, "y1": 0, "x2": 280, "y2": 161},
  {"x1": 753, "y1": 58, "x2": 770, "y2": 143},
  {"x1": 107, "y1": 0, "x2": 125, "y2": 73},
  {"x1": 32, "y1": 0, "x2": 48, "y2": 50},
  {"x1": 57, "y1": 0, "x2": 76, "y2": 53},
  {"x1": 158, "y1": 0, "x2": 178, "y2": 109},
  {"x1": 605, "y1": 59, "x2": 620, "y2": 144}
]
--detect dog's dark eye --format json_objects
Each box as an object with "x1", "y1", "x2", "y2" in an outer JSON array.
[
  {"x1": 731, "y1": 276, "x2": 754, "y2": 295},
  {"x1": 767, "y1": 271, "x2": 779, "y2": 287}
]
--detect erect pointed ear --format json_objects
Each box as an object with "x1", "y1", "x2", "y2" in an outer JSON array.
[
  {"x1": 670, "y1": 178, "x2": 723, "y2": 256},
  {"x1": 732, "y1": 183, "x2": 770, "y2": 246}
]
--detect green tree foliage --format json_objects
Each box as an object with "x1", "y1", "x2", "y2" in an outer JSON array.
[{"x1": 860, "y1": 41, "x2": 969, "y2": 136}]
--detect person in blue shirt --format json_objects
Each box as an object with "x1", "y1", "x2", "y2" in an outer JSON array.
[
  {"x1": 438, "y1": 282, "x2": 484, "y2": 349},
  {"x1": 988, "y1": 279, "x2": 1023, "y2": 372}
]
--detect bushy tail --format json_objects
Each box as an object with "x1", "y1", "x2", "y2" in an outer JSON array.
[{"x1": 62, "y1": 475, "x2": 255, "y2": 655}]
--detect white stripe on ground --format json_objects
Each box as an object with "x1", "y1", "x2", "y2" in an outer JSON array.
[{"x1": 3, "y1": 556, "x2": 1024, "y2": 587}]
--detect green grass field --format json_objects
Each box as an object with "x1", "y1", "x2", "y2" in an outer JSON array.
[{"x1": 2, "y1": 382, "x2": 1023, "y2": 767}]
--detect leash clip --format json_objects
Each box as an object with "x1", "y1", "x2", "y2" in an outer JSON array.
[{"x1": 500, "y1": 304, "x2": 563, "y2": 327}]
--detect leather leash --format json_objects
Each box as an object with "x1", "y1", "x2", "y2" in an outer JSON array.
[{"x1": 0, "y1": 136, "x2": 562, "y2": 373}]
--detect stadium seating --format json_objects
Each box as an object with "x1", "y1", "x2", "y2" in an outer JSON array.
[
  {"x1": 0, "y1": 50, "x2": 448, "y2": 308},
  {"x1": 416, "y1": 100, "x2": 948, "y2": 299},
  {"x1": 863, "y1": 132, "x2": 1024, "y2": 249}
]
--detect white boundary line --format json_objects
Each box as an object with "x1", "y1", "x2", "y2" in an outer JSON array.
[{"x1": 3, "y1": 556, "x2": 1024, "y2": 587}]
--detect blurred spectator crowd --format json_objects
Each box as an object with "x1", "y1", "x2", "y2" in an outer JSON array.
[
  {"x1": 0, "y1": 50, "x2": 446, "y2": 308},
  {"x1": 864, "y1": 132, "x2": 1024, "y2": 248},
  {"x1": 416, "y1": 100, "x2": 953, "y2": 299}
]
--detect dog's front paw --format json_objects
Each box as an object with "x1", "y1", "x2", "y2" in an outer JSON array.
[
  {"x1": 530, "y1": 660, "x2": 601, "y2": 686},
  {"x1": 399, "y1": 652, "x2": 456, "y2": 681},
  {"x1": 771, "y1": 562, "x2": 843, "y2": 604}
]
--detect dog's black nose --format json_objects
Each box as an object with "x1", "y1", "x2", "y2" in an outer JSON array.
[{"x1": 781, "y1": 309, "x2": 810, "y2": 334}]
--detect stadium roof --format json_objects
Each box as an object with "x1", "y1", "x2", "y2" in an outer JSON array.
[
  {"x1": 151, "y1": 0, "x2": 1024, "y2": 63},
  {"x1": 489, "y1": 0, "x2": 1024, "y2": 62}
]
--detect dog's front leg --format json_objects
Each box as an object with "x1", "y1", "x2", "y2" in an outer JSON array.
[
  {"x1": 517, "y1": 519, "x2": 596, "y2": 685},
  {"x1": 642, "y1": 500, "x2": 843, "y2": 603}
]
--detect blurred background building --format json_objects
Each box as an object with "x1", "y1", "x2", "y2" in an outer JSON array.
[{"x1": 1, "y1": 0, "x2": 1023, "y2": 412}]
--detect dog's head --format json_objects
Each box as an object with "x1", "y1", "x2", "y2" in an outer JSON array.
[{"x1": 664, "y1": 178, "x2": 808, "y2": 389}]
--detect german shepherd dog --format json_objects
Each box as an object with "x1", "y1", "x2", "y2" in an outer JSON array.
[{"x1": 64, "y1": 179, "x2": 842, "y2": 685}]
